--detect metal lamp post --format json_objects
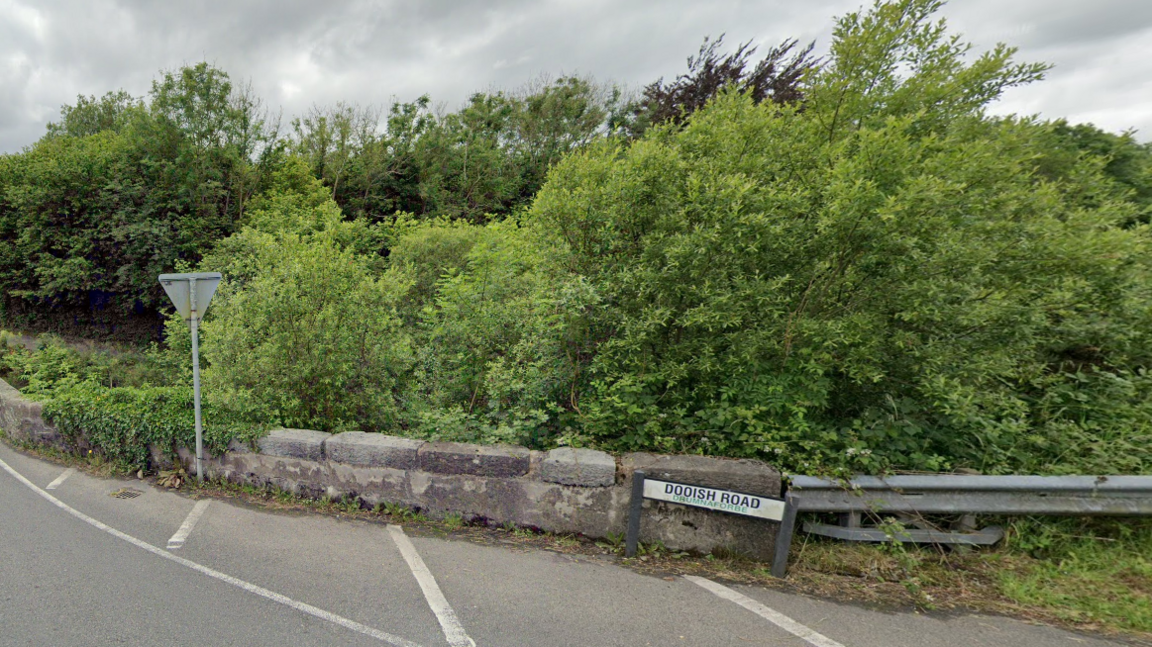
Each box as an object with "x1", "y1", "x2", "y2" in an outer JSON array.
[{"x1": 158, "y1": 272, "x2": 221, "y2": 483}]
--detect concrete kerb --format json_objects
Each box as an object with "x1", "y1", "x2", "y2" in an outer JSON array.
[{"x1": 0, "y1": 377, "x2": 785, "y2": 561}]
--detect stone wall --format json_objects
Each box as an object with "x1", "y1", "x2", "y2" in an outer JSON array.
[
  {"x1": 0, "y1": 379, "x2": 62, "y2": 447},
  {"x1": 0, "y1": 378, "x2": 783, "y2": 560}
]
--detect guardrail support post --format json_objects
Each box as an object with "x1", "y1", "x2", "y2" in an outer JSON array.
[{"x1": 771, "y1": 492, "x2": 799, "y2": 578}]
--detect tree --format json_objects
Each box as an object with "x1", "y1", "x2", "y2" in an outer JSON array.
[
  {"x1": 526, "y1": 0, "x2": 1152, "y2": 474},
  {"x1": 0, "y1": 63, "x2": 280, "y2": 338},
  {"x1": 623, "y1": 35, "x2": 816, "y2": 137},
  {"x1": 304, "y1": 77, "x2": 619, "y2": 223},
  {"x1": 46, "y1": 91, "x2": 143, "y2": 139},
  {"x1": 145, "y1": 63, "x2": 279, "y2": 236},
  {"x1": 196, "y1": 158, "x2": 404, "y2": 432},
  {"x1": 291, "y1": 102, "x2": 381, "y2": 201},
  {"x1": 1030, "y1": 120, "x2": 1152, "y2": 225}
]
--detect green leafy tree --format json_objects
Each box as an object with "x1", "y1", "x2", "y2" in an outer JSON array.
[
  {"x1": 527, "y1": 0, "x2": 1152, "y2": 473},
  {"x1": 0, "y1": 63, "x2": 279, "y2": 338},
  {"x1": 298, "y1": 77, "x2": 618, "y2": 223},
  {"x1": 1030, "y1": 120, "x2": 1152, "y2": 225},
  {"x1": 391, "y1": 219, "x2": 595, "y2": 446},
  {"x1": 46, "y1": 90, "x2": 143, "y2": 138}
]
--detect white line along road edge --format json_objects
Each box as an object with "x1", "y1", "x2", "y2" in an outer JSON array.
[
  {"x1": 46, "y1": 467, "x2": 75, "y2": 490},
  {"x1": 388, "y1": 524, "x2": 477, "y2": 647},
  {"x1": 168, "y1": 499, "x2": 211, "y2": 550},
  {"x1": 684, "y1": 575, "x2": 848, "y2": 647},
  {"x1": 0, "y1": 456, "x2": 423, "y2": 647}
]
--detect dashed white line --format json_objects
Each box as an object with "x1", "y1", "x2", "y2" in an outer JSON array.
[
  {"x1": 0, "y1": 456, "x2": 423, "y2": 647},
  {"x1": 685, "y1": 575, "x2": 847, "y2": 647},
  {"x1": 167, "y1": 499, "x2": 211, "y2": 549},
  {"x1": 45, "y1": 467, "x2": 75, "y2": 490},
  {"x1": 388, "y1": 524, "x2": 476, "y2": 647}
]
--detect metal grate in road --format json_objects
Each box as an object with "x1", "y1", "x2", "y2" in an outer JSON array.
[{"x1": 110, "y1": 488, "x2": 143, "y2": 500}]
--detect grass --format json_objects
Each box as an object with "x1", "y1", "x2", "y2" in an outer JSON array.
[
  {"x1": 780, "y1": 523, "x2": 1152, "y2": 642},
  {"x1": 4, "y1": 434, "x2": 1149, "y2": 643},
  {"x1": 996, "y1": 520, "x2": 1152, "y2": 635}
]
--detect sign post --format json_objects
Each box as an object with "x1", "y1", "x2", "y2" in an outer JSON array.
[
  {"x1": 624, "y1": 472, "x2": 794, "y2": 577},
  {"x1": 158, "y1": 272, "x2": 221, "y2": 483}
]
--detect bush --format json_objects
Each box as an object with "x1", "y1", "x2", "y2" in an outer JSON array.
[
  {"x1": 201, "y1": 236, "x2": 412, "y2": 433},
  {"x1": 43, "y1": 382, "x2": 259, "y2": 471},
  {"x1": 393, "y1": 219, "x2": 595, "y2": 447},
  {"x1": 1, "y1": 333, "x2": 186, "y2": 394}
]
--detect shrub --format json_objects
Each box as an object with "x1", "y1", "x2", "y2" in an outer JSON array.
[
  {"x1": 43, "y1": 382, "x2": 260, "y2": 471},
  {"x1": 201, "y1": 236, "x2": 412, "y2": 433},
  {"x1": 395, "y1": 220, "x2": 595, "y2": 447}
]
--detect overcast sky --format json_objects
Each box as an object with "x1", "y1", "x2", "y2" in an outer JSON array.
[{"x1": 3, "y1": 0, "x2": 1151, "y2": 153}]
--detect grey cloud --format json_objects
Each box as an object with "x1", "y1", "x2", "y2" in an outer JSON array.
[{"x1": 2, "y1": 0, "x2": 1151, "y2": 153}]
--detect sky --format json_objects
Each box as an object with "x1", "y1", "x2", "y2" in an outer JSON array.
[{"x1": 2, "y1": 0, "x2": 1151, "y2": 153}]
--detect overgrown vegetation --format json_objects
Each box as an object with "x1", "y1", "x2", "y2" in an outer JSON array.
[
  {"x1": 1, "y1": 2, "x2": 1151, "y2": 632},
  {"x1": 4, "y1": 0, "x2": 1150, "y2": 476},
  {"x1": 0, "y1": 332, "x2": 261, "y2": 470}
]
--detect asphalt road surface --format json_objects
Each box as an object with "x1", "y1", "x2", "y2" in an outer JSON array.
[{"x1": 0, "y1": 441, "x2": 1130, "y2": 647}]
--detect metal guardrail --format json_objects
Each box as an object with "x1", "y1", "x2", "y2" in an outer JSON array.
[
  {"x1": 771, "y1": 474, "x2": 1152, "y2": 578},
  {"x1": 789, "y1": 475, "x2": 1152, "y2": 515}
]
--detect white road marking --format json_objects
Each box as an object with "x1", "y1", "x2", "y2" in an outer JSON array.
[
  {"x1": 0, "y1": 456, "x2": 423, "y2": 647},
  {"x1": 45, "y1": 467, "x2": 75, "y2": 490},
  {"x1": 388, "y1": 524, "x2": 477, "y2": 647},
  {"x1": 167, "y1": 499, "x2": 211, "y2": 549},
  {"x1": 685, "y1": 575, "x2": 847, "y2": 647}
]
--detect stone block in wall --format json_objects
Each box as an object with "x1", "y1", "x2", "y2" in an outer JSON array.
[
  {"x1": 541, "y1": 448, "x2": 616, "y2": 487},
  {"x1": 622, "y1": 453, "x2": 781, "y2": 497},
  {"x1": 149, "y1": 443, "x2": 176, "y2": 470},
  {"x1": 257, "y1": 428, "x2": 331, "y2": 462},
  {"x1": 325, "y1": 432, "x2": 423, "y2": 469},
  {"x1": 0, "y1": 378, "x2": 63, "y2": 447},
  {"x1": 418, "y1": 441, "x2": 530, "y2": 478}
]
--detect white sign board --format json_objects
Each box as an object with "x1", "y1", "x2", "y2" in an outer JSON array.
[
  {"x1": 643, "y1": 478, "x2": 786, "y2": 521},
  {"x1": 159, "y1": 272, "x2": 221, "y2": 321}
]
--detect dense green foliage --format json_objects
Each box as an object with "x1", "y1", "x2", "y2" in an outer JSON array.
[
  {"x1": 530, "y1": 99, "x2": 1152, "y2": 472},
  {"x1": 0, "y1": 331, "x2": 181, "y2": 394},
  {"x1": 4, "y1": 0, "x2": 1152, "y2": 480},
  {"x1": 292, "y1": 76, "x2": 620, "y2": 222},
  {"x1": 0, "y1": 64, "x2": 276, "y2": 330},
  {"x1": 42, "y1": 383, "x2": 259, "y2": 471},
  {"x1": 0, "y1": 332, "x2": 259, "y2": 470},
  {"x1": 392, "y1": 219, "x2": 596, "y2": 446}
]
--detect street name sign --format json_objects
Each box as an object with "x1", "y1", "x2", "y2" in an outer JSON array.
[
  {"x1": 642, "y1": 478, "x2": 787, "y2": 521},
  {"x1": 625, "y1": 470, "x2": 797, "y2": 578}
]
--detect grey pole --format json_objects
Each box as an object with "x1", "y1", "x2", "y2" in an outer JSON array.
[
  {"x1": 189, "y1": 277, "x2": 204, "y2": 483},
  {"x1": 624, "y1": 470, "x2": 646, "y2": 558},
  {"x1": 770, "y1": 492, "x2": 799, "y2": 578}
]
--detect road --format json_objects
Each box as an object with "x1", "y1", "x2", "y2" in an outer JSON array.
[{"x1": 0, "y1": 441, "x2": 1128, "y2": 647}]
